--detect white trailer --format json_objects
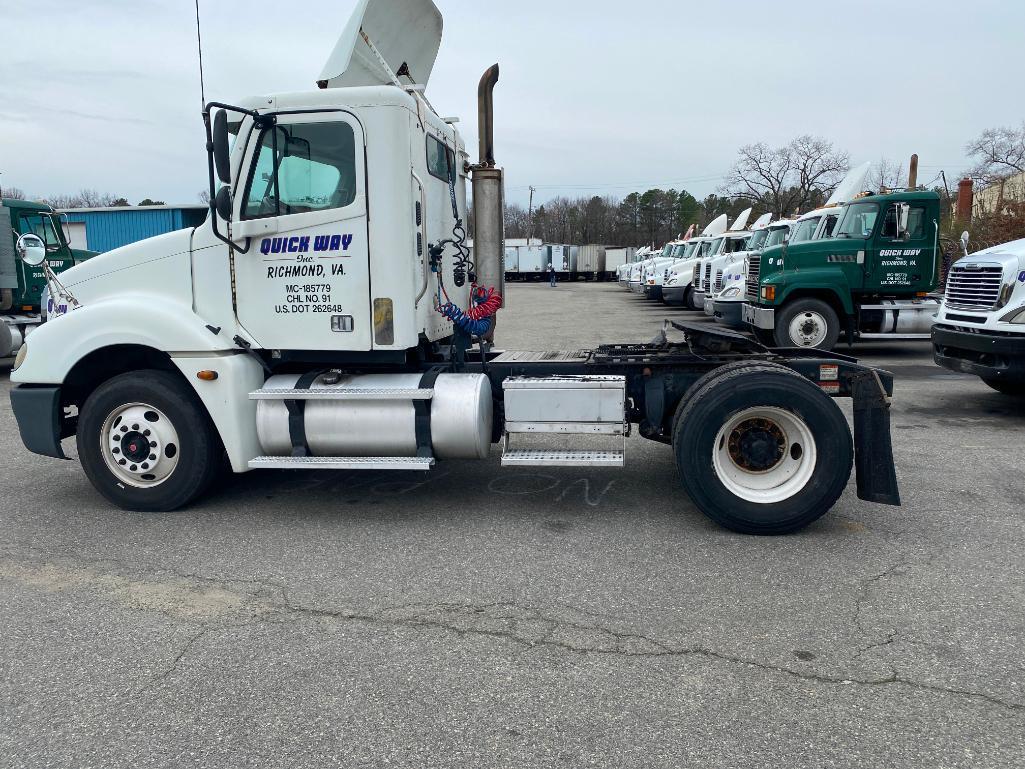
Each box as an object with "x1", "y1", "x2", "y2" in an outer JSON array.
[
  {"x1": 605, "y1": 247, "x2": 635, "y2": 280},
  {"x1": 8, "y1": 0, "x2": 901, "y2": 535},
  {"x1": 577, "y1": 245, "x2": 606, "y2": 280}
]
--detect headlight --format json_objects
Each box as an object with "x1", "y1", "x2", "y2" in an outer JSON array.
[
  {"x1": 1000, "y1": 305, "x2": 1025, "y2": 324},
  {"x1": 13, "y1": 341, "x2": 28, "y2": 371},
  {"x1": 723, "y1": 287, "x2": 741, "y2": 298}
]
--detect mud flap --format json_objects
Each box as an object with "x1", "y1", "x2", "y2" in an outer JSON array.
[{"x1": 850, "y1": 371, "x2": 901, "y2": 506}]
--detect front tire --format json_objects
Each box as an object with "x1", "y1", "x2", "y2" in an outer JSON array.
[
  {"x1": 774, "y1": 298, "x2": 841, "y2": 350},
  {"x1": 672, "y1": 362, "x2": 853, "y2": 535},
  {"x1": 77, "y1": 370, "x2": 223, "y2": 512}
]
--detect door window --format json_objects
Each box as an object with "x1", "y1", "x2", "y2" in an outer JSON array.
[
  {"x1": 242, "y1": 121, "x2": 357, "y2": 220},
  {"x1": 20, "y1": 213, "x2": 64, "y2": 252},
  {"x1": 881, "y1": 203, "x2": 927, "y2": 240}
]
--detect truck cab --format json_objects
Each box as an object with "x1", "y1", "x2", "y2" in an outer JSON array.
[
  {"x1": 711, "y1": 219, "x2": 791, "y2": 328},
  {"x1": 2, "y1": 198, "x2": 96, "y2": 358},
  {"x1": 643, "y1": 241, "x2": 684, "y2": 300},
  {"x1": 693, "y1": 210, "x2": 752, "y2": 311},
  {"x1": 743, "y1": 190, "x2": 942, "y2": 349},
  {"x1": 932, "y1": 236, "x2": 1025, "y2": 396}
]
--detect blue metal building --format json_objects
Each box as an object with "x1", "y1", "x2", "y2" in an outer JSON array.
[{"x1": 60, "y1": 205, "x2": 208, "y2": 253}]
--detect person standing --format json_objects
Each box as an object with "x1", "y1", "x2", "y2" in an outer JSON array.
[{"x1": 548, "y1": 260, "x2": 557, "y2": 287}]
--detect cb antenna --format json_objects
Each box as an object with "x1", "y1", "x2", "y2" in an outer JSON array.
[{"x1": 194, "y1": 0, "x2": 207, "y2": 110}]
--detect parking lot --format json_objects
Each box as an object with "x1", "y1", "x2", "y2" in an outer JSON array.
[{"x1": 1, "y1": 281, "x2": 1023, "y2": 768}]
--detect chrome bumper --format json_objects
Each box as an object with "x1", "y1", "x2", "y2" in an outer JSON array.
[{"x1": 742, "y1": 303, "x2": 775, "y2": 330}]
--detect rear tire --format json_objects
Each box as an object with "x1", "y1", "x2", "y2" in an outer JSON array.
[
  {"x1": 672, "y1": 362, "x2": 853, "y2": 535},
  {"x1": 77, "y1": 370, "x2": 223, "y2": 512},
  {"x1": 774, "y1": 298, "x2": 841, "y2": 350},
  {"x1": 982, "y1": 378, "x2": 1025, "y2": 397}
]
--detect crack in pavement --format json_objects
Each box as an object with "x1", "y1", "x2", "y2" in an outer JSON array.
[{"x1": 5, "y1": 555, "x2": 1021, "y2": 715}]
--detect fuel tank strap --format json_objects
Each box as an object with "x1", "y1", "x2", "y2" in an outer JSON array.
[
  {"x1": 286, "y1": 370, "x2": 327, "y2": 458},
  {"x1": 414, "y1": 368, "x2": 445, "y2": 459}
]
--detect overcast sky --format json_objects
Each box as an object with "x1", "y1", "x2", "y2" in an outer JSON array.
[{"x1": 3, "y1": 0, "x2": 1022, "y2": 208}]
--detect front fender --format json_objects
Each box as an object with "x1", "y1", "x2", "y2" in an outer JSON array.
[
  {"x1": 12, "y1": 296, "x2": 232, "y2": 385},
  {"x1": 773, "y1": 269, "x2": 855, "y2": 315}
]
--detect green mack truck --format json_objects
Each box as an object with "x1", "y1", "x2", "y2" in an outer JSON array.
[
  {"x1": 2, "y1": 198, "x2": 95, "y2": 359},
  {"x1": 742, "y1": 189, "x2": 942, "y2": 350}
]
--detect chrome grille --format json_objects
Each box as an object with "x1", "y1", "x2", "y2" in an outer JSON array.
[
  {"x1": 714, "y1": 270, "x2": 724, "y2": 292},
  {"x1": 693, "y1": 263, "x2": 700, "y2": 284},
  {"x1": 944, "y1": 265, "x2": 1004, "y2": 310},
  {"x1": 746, "y1": 255, "x2": 761, "y2": 299},
  {"x1": 703, "y1": 263, "x2": 712, "y2": 291}
]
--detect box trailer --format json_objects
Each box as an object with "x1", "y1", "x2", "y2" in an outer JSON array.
[
  {"x1": 604, "y1": 247, "x2": 634, "y2": 280},
  {"x1": 577, "y1": 245, "x2": 606, "y2": 280}
]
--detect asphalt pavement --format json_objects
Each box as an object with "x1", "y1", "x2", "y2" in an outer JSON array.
[{"x1": 1, "y1": 281, "x2": 1023, "y2": 768}]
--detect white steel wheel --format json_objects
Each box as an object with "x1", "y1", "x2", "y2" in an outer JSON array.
[
  {"x1": 787, "y1": 310, "x2": 829, "y2": 348},
  {"x1": 100, "y1": 403, "x2": 181, "y2": 488},
  {"x1": 711, "y1": 406, "x2": 817, "y2": 504}
]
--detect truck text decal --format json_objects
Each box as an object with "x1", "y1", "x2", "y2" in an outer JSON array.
[{"x1": 260, "y1": 234, "x2": 353, "y2": 256}]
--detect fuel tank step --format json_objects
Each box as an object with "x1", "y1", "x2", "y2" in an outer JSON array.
[
  {"x1": 501, "y1": 449, "x2": 625, "y2": 467},
  {"x1": 248, "y1": 456, "x2": 435, "y2": 471},
  {"x1": 249, "y1": 388, "x2": 434, "y2": 401}
]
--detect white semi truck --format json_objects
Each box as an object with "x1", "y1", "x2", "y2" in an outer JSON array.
[
  {"x1": 710, "y1": 219, "x2": 793, "y2": 327},
  {"x1": 8, "y1": 0, "x2": 901, "y2": 534},
  {"x1": 932, "y1": 234, "x2": 1025, "y2": 396},
  {"x1": 692, "y1": 209, "x2": 754, "y2": 312},
  {"x1": 702, "y1": 213, "x2": 772, "y2": 317},
  {"x1": 661, "y1": 216, "x2": 729, "y2": 308}
]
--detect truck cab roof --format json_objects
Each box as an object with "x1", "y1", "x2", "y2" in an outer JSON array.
[{"x1": 2, "y1": 198, "x2": 54, "y2": 213}]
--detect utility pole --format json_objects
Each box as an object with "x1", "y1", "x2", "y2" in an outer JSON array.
[{"x1": 527, "y1": 185, "x2": 535, "y2": 244}]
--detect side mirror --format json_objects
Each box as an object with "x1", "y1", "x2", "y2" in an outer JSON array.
[
  {"x1": 16, "y1": 233, "x2": 46, "y2": 267},
  {"x1": 960, "y1": 230, "x2": 970, "y2": 256},
  {"x1": 895, "y1": 202, "x2": 910, "y2": 239},
  {"x1": 215, "y1": 185, "x2": 233, "y2": 222},
  {"x1": 212, "y1": 109, "x2": 231, "y2": 185}
]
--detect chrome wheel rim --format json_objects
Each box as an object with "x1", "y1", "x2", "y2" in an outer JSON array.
[
  {"x1": 712, "y1": 407, "x2": 818, "y2": 504},
  {"x1": 100, "y1": 403, "x2": 180, "y2": 488},
  {"x1": 788, "y1": 310, "x2": 829, "y2": 347}
]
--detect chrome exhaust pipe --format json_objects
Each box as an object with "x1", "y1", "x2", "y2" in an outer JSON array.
[{"x1": 472, "y1": 64, "x2": 505, "y2": 314}]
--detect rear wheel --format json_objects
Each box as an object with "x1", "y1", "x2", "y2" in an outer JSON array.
[
  {"x1": 672, "y1": 362, "x2": 853, "y2": 535},
  {"x1": 77, "y1": 370, "x2": 223, "y2": 512},
  {"x1": 982, "y1": 378, "x2": 1025, "y2": 397},
  {"x1": 774, "y1": 298, "x2": 841, "y2": 350}
]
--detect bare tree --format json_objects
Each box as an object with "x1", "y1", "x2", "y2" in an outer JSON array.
[
  {"x1": 965, "y1": 122, "x2": 1025, "y2": 186},
  {"x1": 870, "y1": 157, "x2": 907, "y2": 192},
  {"x1": 1, "y1": 186, "x2": 27, "y2": 200},
  {"x1": 722, "y1": 135, "x2": 849, "y2": 217}
]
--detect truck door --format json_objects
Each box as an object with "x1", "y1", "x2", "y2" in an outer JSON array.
[
  {"x1": 231, "y1": 112, "x2": 371, "y2": 351},
  {"x1": 868, "y1": 200, "x2": 930, "y2": 293}
]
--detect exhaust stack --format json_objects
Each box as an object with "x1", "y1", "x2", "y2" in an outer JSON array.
[
  {"x1": 908, "y1": 154, "x2": 919, "y2": 190},
  {"x1": 471, "y1": 64, "x2": 505, "y2": 310}
]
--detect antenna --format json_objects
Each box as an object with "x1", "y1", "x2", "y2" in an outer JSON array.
[{"x1": 194, "y1": 0, "x2": 207, "y2": 110}]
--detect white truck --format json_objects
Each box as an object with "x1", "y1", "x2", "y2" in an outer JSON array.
[
  {"x1": 702, "y1": 214, "x2": 772, "y2": 317},
  {"x1": 710, "y1": 219, "x2": 793, "y2": 327},
  {"x1": 8, "y1": 0, "x2": 902, "y2": 535},
  {"x1": 693, "y1": 209, "x2": 754, "y2": 312},
  {"x1": 661, "y1": 216, "x2": 729, "y2": 309},
  {"x1": 932, "y1": 234, "x2": 1025, "y2": 396}
]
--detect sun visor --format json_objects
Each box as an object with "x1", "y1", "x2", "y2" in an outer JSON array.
[{"x1": 318, "y1": 0, "x2": 443, "y2": 90}]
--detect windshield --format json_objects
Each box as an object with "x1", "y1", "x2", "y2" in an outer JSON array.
[
  {"x1": 20, "y1": 213, "x2": 65, "y2": 252},
  {"x1": 835, "y1": 203, "x2": 879, "y2": 239},
  {"x1": 764, "y1": 226, "x2": 789, "y2": 248},
  {"x1": 682, "y1": 242, "x2": 697, "y2": 259},
  {"x1": 746, "y1": 229, "x2": 769, "y2": 250},
  {"x1": 661, "y1": 244, "x2": 673, "y2": 257},
  {"x1": 790, "y1": 217, "x2": 821, "y2": 244},
  {"x1": 725, "y1": 235, "x2": 750, "y2": 253},
  {"x1": 703, "y1": 237, "x2": 724, "y2": 257}
]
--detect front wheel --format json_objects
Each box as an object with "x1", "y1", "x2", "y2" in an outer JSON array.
[
  {"x1": 774, "y1": 298, "x2": 841, "y2": 350},
  {"x1": 77, "y1": 370, "x2": 224, "y2": 511},
  {"x1": 672, "y1": 362, "x2": 853, "y2": 535}
]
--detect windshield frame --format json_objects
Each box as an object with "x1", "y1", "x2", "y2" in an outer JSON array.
[
  {"x1": 790, "y1": 216, "x2": 821, "y2": 244},
  {"x1": 764, "y1": 226, "x2": 790, "y2": 248},
  {"x1": 746, "y1": 229, "x2": 769, "y2": 251}
]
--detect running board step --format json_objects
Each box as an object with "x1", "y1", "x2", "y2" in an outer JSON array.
[
  {"x1": 249, "y1": 456, "x2": 434, "y2": 471},
  {"x1": 249, "y1": 388, "x2": 433, "y2": 401},
  {"x1": 501, "y1": 449, "x2": 625, "y2": 467}
]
